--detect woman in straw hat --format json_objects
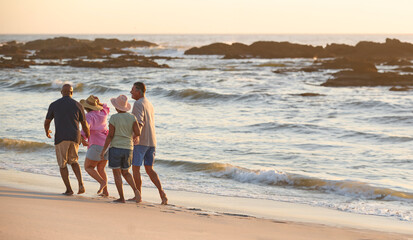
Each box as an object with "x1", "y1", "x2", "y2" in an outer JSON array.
[
  {"x1": 80, "y1": 95, "x2": 110, "y2": 196},
  {"x1": 100, "y1": 95, "x2": 142, "y2": 203}
]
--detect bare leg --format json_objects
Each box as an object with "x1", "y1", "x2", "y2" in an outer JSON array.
[
  {"x1": 112, "y1": 169, "x2": 125, "y2": 203},
  {"x1": 121, "y1": 169, "x2": 142, "y2": 203},
  {"x1": 84, "y1": 158, "x2": 106, "y2": 194},
  {"x1": 132, "y1": 165, "x2": 142, "y2": 192},
  {"x1": 59, "y1": 166, "x2": 73, "y2": 195},
  {"x1": 71, "y1": 162, "x2": 85, "y2": 194},
  {"x1": 97, "y1": 160, "x2": 109, "y2": 196},
  {"x1": 145, "y1": 166, "x2": 167, "y2": 205}
]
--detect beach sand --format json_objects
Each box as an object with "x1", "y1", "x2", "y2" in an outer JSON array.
[{"x1": 1, "y1": 170, "x2": 412, "y2": 240}]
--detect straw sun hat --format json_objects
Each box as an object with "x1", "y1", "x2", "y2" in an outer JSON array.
[
  {"x1": 110, "y1": 95, "x2": 131, "y2": 111},
  {"x1": 80, "y1": 95, "x2": 103, "y2": 111}
]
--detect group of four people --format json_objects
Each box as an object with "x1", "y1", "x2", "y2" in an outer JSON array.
[{"x1": 44, "y1": 82, "x2": 167, "y2": 204}]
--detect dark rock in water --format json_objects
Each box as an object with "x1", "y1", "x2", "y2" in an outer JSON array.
[
  {"x1": 23, "y1": 37, "x2": 157, "y2": 50},
  {"x1": 31, "y1": 45, "x2": 114, "y2": 59},
  {"x1": 67, "y1": 57, "x2": 169, "y2": 68},
  {"x1": 185, "y1": 38, "x2": 413, "y2": 61},
  {"x1": 294, "y1": 93, "x2": 325, "y2": 97},
  {"x1": 351, "y1": 38, "x2": 413, "y2": 60},
  {"x1": 389, "y1": 86, "x2": 411, "y2": 91},
  {"x1": 23, "y1": 37, "x2": 89, "y2": 50},
  {"x1": 92, "y1": 38, "x2": 157, "y2": 48},
  {"x1": 0, "y1": 43, "x2": 29, "y2": 57},
  {"x1": 0, "y1": 57, "x2": 34, "y2": 68},
  {"x1": 316, "y1": 58, "x2": 377, "y2": 72},
  {"x1": 185, "y1": 41, "x2": 322, "y2": 58},
  {"x1": 323, "y1": 43, "x2": 355, "y2": 57},
  {"x1": 321, "y1": 71, "x2": 413, "y2": 87}
]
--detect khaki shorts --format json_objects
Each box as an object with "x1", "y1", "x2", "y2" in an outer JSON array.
[{"x1": 55, "y1": 141, "x2": 79, "y2": 168}]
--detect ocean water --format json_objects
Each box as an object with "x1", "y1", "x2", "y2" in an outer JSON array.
[{"x1": 1, "y1": 34, "x2": 412, "y2": 222}]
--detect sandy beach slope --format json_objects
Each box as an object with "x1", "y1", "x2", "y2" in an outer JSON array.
[{"x1": 0, "y1": 186, "x2": 411, "y2": 240}]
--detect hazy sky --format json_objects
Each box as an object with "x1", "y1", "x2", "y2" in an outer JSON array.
[{"x1": 1, "y1": 0, "x2": 412, "y2": 34}]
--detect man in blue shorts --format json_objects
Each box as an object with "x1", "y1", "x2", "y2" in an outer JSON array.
[{"x1": 130, "y1": 82, "x2": 167, "y2": 204}]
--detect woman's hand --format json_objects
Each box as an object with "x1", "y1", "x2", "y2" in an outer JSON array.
[{"x1": 81, "y1": 137, "x2": 89, "y2": 146}]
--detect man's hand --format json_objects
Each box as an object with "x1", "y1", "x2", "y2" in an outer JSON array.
[{"x1": 46, "y1": 130, "x2": 52, "y2": 138}]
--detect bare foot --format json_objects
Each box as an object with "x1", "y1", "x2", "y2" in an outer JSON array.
[
  {"x1": 127, "y1": 197, "x2": 136, "y2": 202},
  {"x1": 160, "y1": 191, "x2": 168, "y2": 205},
  {"x1": 62, "y1": 190, "x2": 74, "y2": 196},
  {"x1": 97, "y1": 182, "x2": 107, "y2": 195},
  {"x1": 134, "y1": 190, "x2": 142, "y2": 203},
  {"x1": 78, "y1": 185, "x2": 85, "y2": 194},
  {"x1": 113, "y1": 198, "x2": 125, "y2": 203},
  {"x1": 100, "y1": 188, "x2": 109, "y2": 197}
]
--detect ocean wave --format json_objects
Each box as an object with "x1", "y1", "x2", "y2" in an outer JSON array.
[
  {"x1": 0, "y1": 79, "x2": 120, "y2": 94},
  {"x1": 0, "y1": 138, "x2": 53, "y2": 152},
  {"x1": 247, "y1": 121, "x2": 413, "y2": 143},
  {"x1": 157, "y1": 159, "x2": 413, "y2": 201},
  {"x1": 166, "y1": 88, "x2": 236, "y2": 100}
]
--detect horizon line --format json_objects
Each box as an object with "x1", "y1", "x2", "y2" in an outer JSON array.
[{"x1": 1, "y1": 33, "x2": 413, "y2": 36}]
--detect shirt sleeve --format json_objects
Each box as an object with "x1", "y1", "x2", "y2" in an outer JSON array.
[
  {"x1": 132, "y1": 101, "x2": 145, "y2": 126},
  {"x1": 45, "y1": 103, "x2": 54, "y2": 120}
]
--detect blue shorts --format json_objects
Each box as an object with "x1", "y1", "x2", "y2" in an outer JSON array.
[
  {"x1": 132, "y1": 145, "x2": 155, "y2": 166},
  {"x1": 108, "y1": 147, "x2": 133, "y2": 170}
]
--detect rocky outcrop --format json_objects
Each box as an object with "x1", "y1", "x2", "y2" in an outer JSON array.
[
  {"x1": 321, "y1": 71, "x2": 413, "y2": 87},
  {"x1": 23, "y1": 37, "x2": 157, "y2": 50},
  {"x1": 67, "y1": 57, "x2": 169, "y2": 68},
  {"x1": 315, "y1": 58, "x2": 377, "y2": 72},
  {"x1": 185, "y1": 41, "x2": 322, "y2": 58},
  {"x1": 185, "y1": 38, "x2": 413, "y2": 61},
  {"x1": 31, "y1": 45, "x2": 115, "y2": 59},
  {"x1": 0, "y1": 37, "x2": 166, "y2": 69},
  {"x1": 92, "y1": 38, "x2": 157, "y2": 48},
  {"x1": 0, "y1": 57, "x2": 33, "y2": 68}
]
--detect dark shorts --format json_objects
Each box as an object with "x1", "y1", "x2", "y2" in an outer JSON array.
[
  {"x1": 132, "y1": 145, "x2": 155, "y2": 166},
  {"x1": 108, "y1": 147, "x2": 133, "y2": 170}
]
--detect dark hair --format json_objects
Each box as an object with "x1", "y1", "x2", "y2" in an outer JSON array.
[{"x1": 133, "y1": 82, "x2": 146, "y2": 94}]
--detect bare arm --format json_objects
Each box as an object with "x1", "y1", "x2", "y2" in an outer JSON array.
[
  {"x1": 44, "y1": 119, "x2": 52, "y2": 138},
  {"x1": 100, "y1": 123, "x2": 115, "y2": 160},
  {"x1": 80, "y1": 120, "x2": 90, "y2": 138},
  {"x1": 133, "y1": 121, "x2": 141, "y2": 138}
]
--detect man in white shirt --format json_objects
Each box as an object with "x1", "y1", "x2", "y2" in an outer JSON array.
[{"x1": 130, "y1": 82, "x2": 167, "y2": 205}]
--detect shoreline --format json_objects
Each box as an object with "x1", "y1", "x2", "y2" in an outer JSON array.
[
  {"x1": 1, "y1": 186, "x2": 412, "y2": 240},
  {"x1": 1, "y1": 168, "x2": 412, "y2": 238}
]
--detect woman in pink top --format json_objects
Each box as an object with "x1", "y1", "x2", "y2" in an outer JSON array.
[{"x1": 80, "y1": 95, "x2": 110, "y2": 196}]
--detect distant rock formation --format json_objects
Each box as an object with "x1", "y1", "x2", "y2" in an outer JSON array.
[
  {"x1": 23, "y1": 37, "x2": 157, "y2": 50},
  {"x1": 0, "y1": 37, "x2": 166, "y2": 69},
  {"x1": 185, "y1": 41, "x2": 322, "y2": 58},
  {"x1": 185, "y1": 38, "x2": 413, "y2": 61}
]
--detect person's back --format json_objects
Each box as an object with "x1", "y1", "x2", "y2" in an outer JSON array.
[
  {"x1": 110, "y1": 112, "x2": 137, "y2": 150},
  {"x1": 48, "y1": 96, "x2": 84, "y2": 145}
]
